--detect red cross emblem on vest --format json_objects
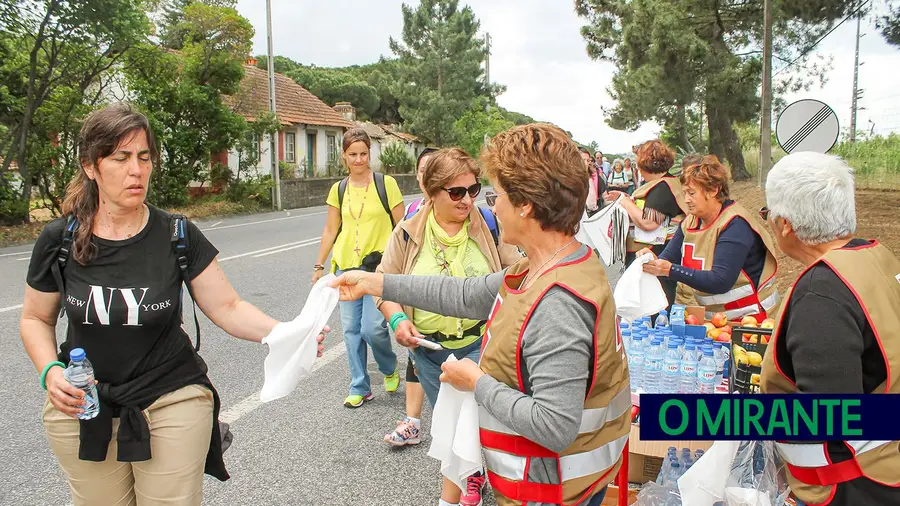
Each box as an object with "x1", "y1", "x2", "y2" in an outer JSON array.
[{"x1": 682, "y1": 243, "x2": 706, "y2": 270}]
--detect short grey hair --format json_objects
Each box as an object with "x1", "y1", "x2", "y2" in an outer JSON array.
[
  {"x1": 612, "y1": 158, "x2": 624, "y2": 170},
  {"x1": 766, "y1": 152, "x2": 856, "y2": 245}
]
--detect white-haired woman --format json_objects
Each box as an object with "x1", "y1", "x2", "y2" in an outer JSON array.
[{"x1": 759, "y1": 152, "x2": 900, "y2": 506}]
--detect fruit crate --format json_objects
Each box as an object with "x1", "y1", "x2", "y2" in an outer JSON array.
[{"x1": 729, "y1": 327, "x2": 773, "y2": 394}]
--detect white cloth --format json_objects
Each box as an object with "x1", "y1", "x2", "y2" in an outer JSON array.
[
  {"x1": 577, "y1": 195, "x2": 630, "y2": 266},
  {"x1": 427, "y1": 355, "x2": 483, "y2": 490},
  {"x1": 677, "y1": 440, "x2": 741, "y2": 506},
  {"x1": 613, "y1": 253, "x2": 668, "y2": 321},
  {"x1": 259, "y1": 274, "x2": 339, "y2": 403}
]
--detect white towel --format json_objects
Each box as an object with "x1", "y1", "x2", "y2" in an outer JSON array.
[
  {"x1": 259, "y1": 274, "x2": 339, "y2": 403},
  {"x1": 613, "y1": 253, "x2": 668, "y2": 321},
  {"x1": 427, "y1": 355, "x2": 483, "y2": 490},
  {"x1": 577, "y1": 196, "x2": 630, "y2": 267}
]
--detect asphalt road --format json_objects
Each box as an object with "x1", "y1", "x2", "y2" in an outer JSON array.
[{"x1": 0, "y1": 196, "x2": 623, "y2": 506}]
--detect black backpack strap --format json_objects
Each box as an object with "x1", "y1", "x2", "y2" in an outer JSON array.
[
  {"x1": 51, "y1": 215, "x2": 78, "y2": 318},
  {"x1": 336, "y1": 177, "x2": 349, "y2": 237},
  {"x1": 170, "y1": 214, "x2": 201, "y2": 352},
  {"x1": 373, "y1": 172, "x2": 395, "y2": 227}
]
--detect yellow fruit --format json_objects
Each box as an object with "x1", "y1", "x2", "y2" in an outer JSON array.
[
  {"x1": 741, "y1": 315, "x2": 759, "y2": 327},
  {"x1": 733, "y1": 344, "x2": 746, "y2": 355},
  {"x1": 747, "y1": 352, "x2": 763, "y2": 366},
  {"x1": 704, "y1": 323, "x2": 717, "y2": 333},
  {"x1": 751, "y1": 374, "x2": 761, "y2": 385},
  {"x1": 761, "y1": 318, "x2": 776, "y2": 329},
  {"x1": 708, "y1": 328, "x2": 722, "y2": 340}
]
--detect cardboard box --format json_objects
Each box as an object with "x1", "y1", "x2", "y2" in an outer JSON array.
[
  {"x1": 627, "y1": 424, "x2": 713, "y2": 484},
  {"x1": 685, "y1": 305, "x2": 706, "y2": 322}
]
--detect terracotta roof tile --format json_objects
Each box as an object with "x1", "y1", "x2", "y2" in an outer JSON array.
[
  {"x1": 354, "y1": 122, "x2": 388, "y2": 139},
  {"x1": 225, "y1": 65, "x2": 353, "y2": 129},
  {"x1": 380, "y1": 124, "x2": 420, "y2": 143}
]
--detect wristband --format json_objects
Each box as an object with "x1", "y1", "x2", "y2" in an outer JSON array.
[
  {"x1": 313, "y1": 264, "x2": 325, "y2": 271},
  {"x1": 389, "y1": 312, "x2": 408, "y2": 332},
  {"x1": 40, "y1": 361, "x2": 66, "y2": 391}
]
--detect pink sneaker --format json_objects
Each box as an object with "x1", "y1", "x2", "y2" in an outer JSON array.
[{"x1": 460, "y1": 471, "x2": 485, "y2": 506}]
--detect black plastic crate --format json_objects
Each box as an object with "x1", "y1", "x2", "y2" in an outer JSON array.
[{"x1": 729, "y1": 326, "x2": 773, "y2": 394}]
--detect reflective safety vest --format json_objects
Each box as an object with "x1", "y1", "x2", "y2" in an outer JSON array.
[
  {"x1": 478, "y1": 249, "x2": 631, "y2": 505},
  {"x1": 626, "y1": 176, "x2": 688, "y2": 253},
  {"x1": 679, "y1": 202, "x2": 780, "y2": 322},
  {"x1": 760, "y1": 241, "x2": 900, "y2": 505}
]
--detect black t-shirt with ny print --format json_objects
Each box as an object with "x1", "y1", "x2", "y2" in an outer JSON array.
[{"x1": 27, "y1": 205, "x2": 218, "y2": 386}]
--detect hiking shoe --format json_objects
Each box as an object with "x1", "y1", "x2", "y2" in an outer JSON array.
[
  {"x1": 384, "y1": 369, "x2": 400, "y2": 393},
  {"x1": 384, "y1": 417, "x2": 421, "y2": 447},
  {"x1": 460, "y1": 471, "x2": 486, "y2": 506},
  {"x1": 343, "y1": 393, "x2": 375, "y2": 408}
]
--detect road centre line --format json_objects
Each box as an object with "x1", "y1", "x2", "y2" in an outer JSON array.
[
  {"x1": 252, "y1": 242, "x2": 318, "y2": 258},
  {"x1": 217, "y1": 238, "x2": 319, "y2": 262},
  {"x1": 0, "y1": 304, "x2": 23, "y2": 313},
  {"x1": 200, "y1": 212, "x2": 326, "y2": 232}
]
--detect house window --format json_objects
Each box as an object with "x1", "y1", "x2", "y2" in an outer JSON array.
[
  {"x1": 327, "y1": 135, "x2": 337, "y2": 165},
  {"x1": 285, "y1": 132, "x2": 296, "y2": 163}
]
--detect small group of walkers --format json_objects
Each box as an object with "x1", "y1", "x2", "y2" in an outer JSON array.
[{"x1": 17, "y1": 101, "x2": 900, "y2": 506}]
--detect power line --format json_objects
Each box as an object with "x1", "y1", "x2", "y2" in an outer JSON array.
[{"x1": 774, "y1": 0, "x2": 871, "y2": 77}]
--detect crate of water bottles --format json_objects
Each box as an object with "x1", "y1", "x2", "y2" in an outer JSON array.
[{"x1": 620, "y1": 311, "x2": 731, "y2": 398}]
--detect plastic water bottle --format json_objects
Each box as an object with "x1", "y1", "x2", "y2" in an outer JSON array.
[
  {"x1": 697, "y1": 346, "x2": 717, "y2": 394},
  {"x1": 642, "y1": 338, "x2": 665, "y2": 394},
  {"x1": 657, "y1": 448, "x2": 678, "y2": 484},
  {"x1": 679, "y1": 344, "x2": 699, "y2": 393},
  {"x1": 64, "y1": 348, "x2": 99, "y2": 420},
  {"x1": 662, "y1": 342, "x2": 682, "y2": 394},
  {"x1": 628, "y1": 334, "x2": 646, "y2": 393},
  {"x1": 713, "y1": 343, "x2": 729, "y2": 387},
  {"x1": 621, "y1": 329, "x2": 632, "y2": 354},
  {"x1": 655, "y1": 309, "x2": 669, "y2": 329},
  {"x1": 694, "y1": 449, "x2": 705, "y2": 461},
  {"x1": 681, "y1": 448, "x2": 693, "y2": 466},
  {"x1": 667, "y1": 461, "x2": 682, "y2": 484}
]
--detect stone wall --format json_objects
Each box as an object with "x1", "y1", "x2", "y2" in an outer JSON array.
[{"x1": 280, "y1": 173, "x2": 419, "y2": 210}]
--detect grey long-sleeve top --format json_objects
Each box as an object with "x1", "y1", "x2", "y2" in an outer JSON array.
[{"x1": 382, "y1": 247, "x2": 598, "y2": 455}]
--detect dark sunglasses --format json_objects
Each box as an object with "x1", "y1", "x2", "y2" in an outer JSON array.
[
  {"x1": 443, "y1": 183, "x2": 481, "y2": 201},
  {"x1": 759, "y1": 207, "x2": 770, "y2": 221}
]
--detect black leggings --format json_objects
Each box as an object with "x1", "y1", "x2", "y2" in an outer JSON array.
[{"x1": 405, "y1": 354, "x2": 419, "y2": 383}]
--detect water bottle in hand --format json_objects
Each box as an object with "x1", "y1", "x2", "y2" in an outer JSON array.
[{"x1": 64, "y1": 348, "x2": 99, "y2": 420}]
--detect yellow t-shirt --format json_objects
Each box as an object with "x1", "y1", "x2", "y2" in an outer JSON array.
[
  {"x1": 410, "y1": 223, "x2": 492, "y2": 349},
  {"x1": 326, "y1": 175, "x2": 403, "y2": 272}
]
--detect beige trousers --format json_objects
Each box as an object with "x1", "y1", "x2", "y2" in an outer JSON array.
[{"x1": 43, "y1": 384, "x2": 214, "y2": 506}]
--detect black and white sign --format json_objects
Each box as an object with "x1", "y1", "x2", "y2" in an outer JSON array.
[{"x1": 775, "y1": 99, "x2": 839, "y2": 154}]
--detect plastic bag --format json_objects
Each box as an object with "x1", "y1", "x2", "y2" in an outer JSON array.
[{"x1": 634, "y1": 441, "x2": 791, "y2": 506}]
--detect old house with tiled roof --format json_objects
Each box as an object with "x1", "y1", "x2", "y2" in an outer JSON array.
[
  {"x1": 332, "y1": 103, "x2": 425, "y2": 171},
  {"x1": 219, "y1": 59, "x2": 353, "y2": 178}
]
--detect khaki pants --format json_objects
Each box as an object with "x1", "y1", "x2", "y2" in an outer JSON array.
[{"x1": 43, "y1": 384, "x2": 214, "y2": 506}]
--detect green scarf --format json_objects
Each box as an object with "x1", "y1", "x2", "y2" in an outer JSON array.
[{"x1": 425, "y1": 211, "x2": 470, "y2": 279}]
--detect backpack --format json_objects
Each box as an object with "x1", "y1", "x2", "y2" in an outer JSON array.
[
  {"x1": 336, "y1": 172, "x2": 395, "y2": 237},
  {"x1": 402, "y1": 203, "x2": 500, "y2": 248},
  {"x1": 52, "y1": 213, "x2": 233, "y2": 451}
]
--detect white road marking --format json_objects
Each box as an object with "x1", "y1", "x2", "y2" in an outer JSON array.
[
  {"x1": 252, "y1": 241, "x2": 318, "y2": 258},
  {"x1": 0, "y1": 304, "x2": 23, "y2": 313},
  {"x1": 15, "y1": 256, "x2": 30, "y2": 261},
  {"x1": 201, "y1": 212, "x2": 326, "y2": 232},
  {"x1": 217, "y1": 238, "x2": 319, "y2": 262},
  {"x1": 0, "y1": 250, "x2": 30, "y2": 258},
  {"x1": 218, "y1": 342, "x2": 347, "y2": 424},
  {"x1": 208, "y1": 221, "x2": 222, "y2": 228}
]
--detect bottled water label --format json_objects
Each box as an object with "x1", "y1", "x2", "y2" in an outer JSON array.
[
  {"x1": 645, "y1": 359, "x2": 662, "y2": 372},
  {"x1": 680, "y1": 363, "x2": 697, "y2": 377},
  {"x1": 663, "y1": 360, "x2": 680, "y2": 375},
  {"x1": 698, "y1": 369, "x2": 716, "y2": 383}
]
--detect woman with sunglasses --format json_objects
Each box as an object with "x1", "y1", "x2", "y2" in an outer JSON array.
[
  {"x1": 640, "y1": 155, "x2": 780, "y2": 322},
  {"x1": 313, "y1": 128, "x2": 406, "y2": 408},
  {"x1": 376, "y1": 148, "x2": 520, "y2": 506},
  {"x1": 332, "y1": 125, "x2": 629, "y2": 506}
]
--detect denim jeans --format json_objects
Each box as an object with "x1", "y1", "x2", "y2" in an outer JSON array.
[
  {"x1": 584, "y1": 486, "x2": 608, "y2": 506},
  {"x1": 412, "y1": 337, "x2": 483, "y2": 408},
  {"x1": 336, "y1": 270, "x2": 397, "y2": 396}
]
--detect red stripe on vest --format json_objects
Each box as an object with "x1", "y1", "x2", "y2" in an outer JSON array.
[
  {"x1": 486, "y1": 470, "x2": 562, "y2": 505},
  {"x1": 479, "y1": 429, "x2": 558, "y2": 459}
]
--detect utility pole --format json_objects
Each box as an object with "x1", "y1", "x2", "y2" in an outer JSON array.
[
  {"x1": 758, "y1": 0, "x2": 773, "y2": 188},
  {"x1": 266, "y1": 0, "x2": 282, "y2": 210},
  {"x1": 484, "y1": 32, "x2": 491, "y2": 113},
  {"x1": 850, "y1": 15, "x2": 863, "y2": 143}
]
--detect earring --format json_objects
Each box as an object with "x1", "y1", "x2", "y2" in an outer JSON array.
[{"x1": 520, "y1": 212, "x2": 525, "y2": 217}]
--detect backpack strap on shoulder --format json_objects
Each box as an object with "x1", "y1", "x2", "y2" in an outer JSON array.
[
  {"x1": 51, "y1": 215, "x2": 78, "y2": 318},
  {"x1": 336, "y1": 177, "x2": 349, "y2": 237},
  {"x1": 478, "y1": 207, "x2": 500, "y2": 247},
  {"x1": 373, "y1": 172, "x2": 395, "y2": 227},
  {"x1": 170, "y1": 214, "x2": 201, "y2": 352}
]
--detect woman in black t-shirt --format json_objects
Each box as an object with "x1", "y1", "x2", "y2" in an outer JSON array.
[
  {"x1": 605, "y1": 139, "x2": 688, "y2": 308},
  {"x1": 19, "y1": 104, "x2": 325, "y2": 506}
]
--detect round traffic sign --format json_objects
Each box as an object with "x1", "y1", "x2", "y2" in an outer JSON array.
[{"x1": 775, "y1": 99, "x2": 839, "y2": 154}]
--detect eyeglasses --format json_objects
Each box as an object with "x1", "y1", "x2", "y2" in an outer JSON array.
[
  {"x1": 443, "y1": 183, "x2": 482, "y2": 201},
  {"x1": 485, "y1": 190, "x2": 507, "y2": 207},
  {"x1": 759, "y1": 206, "x2": 770, "y2": 222}
]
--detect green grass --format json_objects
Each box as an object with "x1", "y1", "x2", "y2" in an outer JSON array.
[{"x1": 743, "y1": 134, "x2": 900, "y2": 189}]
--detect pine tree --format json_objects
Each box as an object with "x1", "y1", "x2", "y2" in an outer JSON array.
[{"x1": 389, "y1": 0, "x2": 487, "y2": 146}]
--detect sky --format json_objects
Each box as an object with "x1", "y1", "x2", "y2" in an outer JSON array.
[{"x1": 234, "y1": 0, "x2": 900, "y2": 153}]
